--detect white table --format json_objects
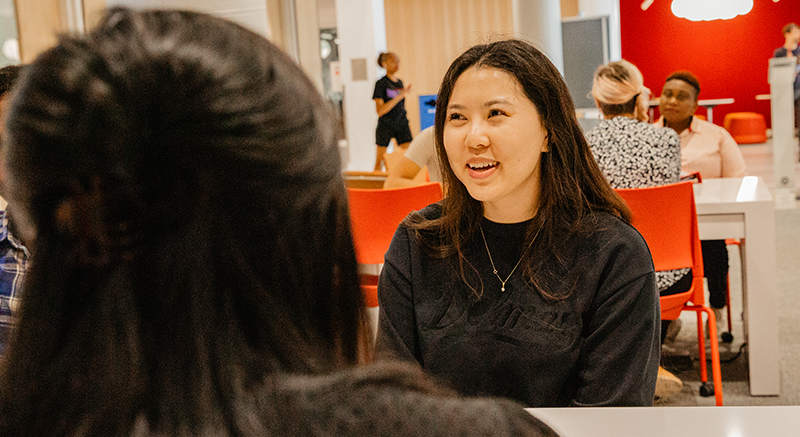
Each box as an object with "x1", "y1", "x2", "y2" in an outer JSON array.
[
  {"x1": 648, "y1": 98, "x2": 735, "y2": 124},
  {"x1": 697, "y1": 98, "x2": 735, "y2": 124},
  {"x1": 527, "y1": 406, "x2": 800, "y2": 437},
  {"x1": 692, "y1": 177, "x2": 779, "y2": 396}
]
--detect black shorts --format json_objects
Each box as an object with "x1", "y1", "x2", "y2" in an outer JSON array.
[{"x1": 376, "y1": 119, "x2": 413, "y2": 147}]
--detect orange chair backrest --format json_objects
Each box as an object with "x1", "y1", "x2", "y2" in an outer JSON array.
[
  {"x1": 347, "y1": 182, "x2": 443, "y2": 265},
  {"x1": 615, "y1": 181, "x2": 705, "y2": 304}
]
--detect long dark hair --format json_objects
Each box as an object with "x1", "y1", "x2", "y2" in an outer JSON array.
[
  {"x1": 413, "y1": 39, "x2": 630, "y2": 300},
  {"x1": 0, "y1": 7, "x2": 367, "y2": 435}
]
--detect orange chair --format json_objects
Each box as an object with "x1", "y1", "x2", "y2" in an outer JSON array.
[
  {"x1": 347, "y1": 182, "x2": 443, "y2": 265},
  {"x1": 616, "y1": 182, "x2": 723, "y2": 405},
  {"x1": 348, "y1": 183, "x2": 443, "y2": 338}
]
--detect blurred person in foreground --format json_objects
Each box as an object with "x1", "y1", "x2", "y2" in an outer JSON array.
[{"x1": 0, "y1": 8, "x2": 557, "y2": 436}]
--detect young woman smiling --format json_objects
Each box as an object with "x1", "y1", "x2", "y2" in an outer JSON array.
[{"x1": 374, "y1": 39, "x2": 660, "y2": 407}]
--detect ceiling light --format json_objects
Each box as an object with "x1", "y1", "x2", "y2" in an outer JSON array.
[{"x1": 672, "y1": 0, "x2": 753, "y2": 21}]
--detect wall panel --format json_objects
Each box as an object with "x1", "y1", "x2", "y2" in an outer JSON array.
[
  {"x1": 83, "y1": 0, "x2": 107, "y2": 30},
  {"x1": 15, "y1": 0, "x2": 64, "y2": 62},
  {"x1": 384, "y1": 0, "x2": 513, "y2": 134}
]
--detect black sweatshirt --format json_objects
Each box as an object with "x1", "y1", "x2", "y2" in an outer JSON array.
[{"x1": 375, "y1": 204, "x2": 660, "y2": 407}]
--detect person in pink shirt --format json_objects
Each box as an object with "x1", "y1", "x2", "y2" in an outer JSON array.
[{"x1": 654, "y1": 70, "x2": 747, "y2": 336}]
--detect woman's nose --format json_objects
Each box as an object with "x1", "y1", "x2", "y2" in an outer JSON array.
[{"x1": 465, "y1": 122, "x2": 489, "y2": 151}]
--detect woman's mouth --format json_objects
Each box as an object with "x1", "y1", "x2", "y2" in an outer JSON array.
[{"x1": 467, "y1": 161, "x2": 498, "y2": 179}]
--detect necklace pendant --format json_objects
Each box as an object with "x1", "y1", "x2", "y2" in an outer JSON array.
[{"x1": 501, "y1": 286, "x2": 505, "y2": 292}]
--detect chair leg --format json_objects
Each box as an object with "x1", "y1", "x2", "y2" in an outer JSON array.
[
  {"x1": 703, "y1": 307, "x2": 724, "y2": 406},
  {"x1": 691, "y1": 306, "x2": 724, "y2": 405},
  {"x1": 696, "y1": 311, "x2": 708, "y2": 384},
  {"x1": 723, "y1": 275, "x2": 734, "y2": 343}
]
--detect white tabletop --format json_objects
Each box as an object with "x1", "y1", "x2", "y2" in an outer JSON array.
[
  {"x1": 692, "y1": 176, "x2": 773, "y2": 213},
  {"x1": 698, "y1": 98, "x2": 735, "y2": 107},
  {"x1": 527, "y1": 406, "x2": 800, "y2": 437},
  {"x1": 647, "y1": 98, "x2": 735, "y2": 107}
]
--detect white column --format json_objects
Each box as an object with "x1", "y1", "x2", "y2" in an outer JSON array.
[
  {"x1": 336, "y1": 0, "x2": 385, "y2": 171},
  {"x1": 768, "y1": 56, "x2": 796, "y2": 205},
  {"x1": 512, "y1": 0, "x2": 563, "y2": 73},
  {"x1": 294, "y1": 0, "x2": 323, "y2": 94}
]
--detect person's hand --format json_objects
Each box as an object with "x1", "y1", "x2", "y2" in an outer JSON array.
[{"x1": 399, "y1": 83, "x2": 412, "y2": 99}]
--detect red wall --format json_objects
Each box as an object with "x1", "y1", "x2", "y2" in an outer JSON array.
[{"x1": 620, "y1": 1, "x2": 800, "y2": 127}]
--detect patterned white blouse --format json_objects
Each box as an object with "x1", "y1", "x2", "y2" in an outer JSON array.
[{"x1": 586, "y1": 116, "x2": 688, "y2": 293}]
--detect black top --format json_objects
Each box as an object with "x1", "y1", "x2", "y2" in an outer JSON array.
[
  {"x1": 372, "y1": 75, "x2": 408, "y2": 125},
  {"x1": 266, "y1": 363, "x2": 559, "y2": 436},
  {"x1": 375, "y1": 204, "x2": 660, "y2": 407}
]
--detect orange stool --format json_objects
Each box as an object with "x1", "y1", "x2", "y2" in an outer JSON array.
[{"x1": 722, "y1": 112, "x2": 767, "y2": 144}]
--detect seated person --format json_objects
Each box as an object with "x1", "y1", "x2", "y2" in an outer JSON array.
[
  {"x1": 375, "y1": 39, "x2": 660, "y2": 407},
  {"x1": 585, "y1": 60, "x2": 686, "y2": 400},
  {"x1": 0, "y1": 64, "x2": 28, "y2": 355},
  {"x1": 654, "y1": 71, "x2": 747, "y2": 333},
  {"x1": 0, "y1": 8, "x2": 557, "y2": 436},
  {"x1": 383, "y1": 126, "x2": 441, "y2": 188}
]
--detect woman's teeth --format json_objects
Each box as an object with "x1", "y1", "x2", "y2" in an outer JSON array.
[{"x1": 468, "y1": 162, "x2": 497, "y2": 170}]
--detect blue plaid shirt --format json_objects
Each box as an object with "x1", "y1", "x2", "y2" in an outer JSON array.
[{"x1": 0, "y1": 210, "x2": 28, "y2": 355}]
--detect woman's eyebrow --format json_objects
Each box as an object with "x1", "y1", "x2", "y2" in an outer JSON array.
[{"x1": 484, "y1": 99, "x2": 511, "y2": 107}]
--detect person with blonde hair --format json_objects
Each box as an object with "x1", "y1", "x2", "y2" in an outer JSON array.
[
  {"x1": 586, "y1": 59, "x2": 684, "y2": 400},
  {"x1": 591, "y1": 59, "x2": 651, "y2": 123}
]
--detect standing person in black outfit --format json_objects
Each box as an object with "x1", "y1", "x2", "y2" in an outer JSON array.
[
  {"x1": 0, "y1": 9, "x2": 558, "y2": 436},
  {"x1": 373, "y1": 52, "x2": 413, "y2": 171},
  {"x1": 773, "y1": 23, "x2": 800, "y2": 130},
  {"x1": 375, "y1": 39, "x2": 660, "y2": 407}
]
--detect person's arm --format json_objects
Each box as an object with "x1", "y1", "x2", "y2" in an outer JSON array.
[
  {"x1": 383, "y1": 154, "x2": 424, "y2": 188},
  {"x1": 572, "y1": 227, "x2": 661, "y2": 406},
  {"x1": 374, "y1": 225, "x2": 422, "y2": 364},
  {"x1": 374, "y1": 83, "x2": 412, "y2": 117},
  {"x1": 718, "y1": 130, "x2": 747, "y2": 177}
]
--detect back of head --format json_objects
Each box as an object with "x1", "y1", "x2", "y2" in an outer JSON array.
[
  {"x1": 783, "y1": 22, "x2": 799, "y2": 35},
  {"x1": 0, "y1": 7, "x2": 365, "y2": 435},
  {"x1": 377, "y1": 52, "x2": 394, "y2": 67},
  {"x1": 591, "y1": 59, "x2": 649, "y2": 121},
  {"x1": 0, "y1": 64, "x2": 22, "y2": 97}
]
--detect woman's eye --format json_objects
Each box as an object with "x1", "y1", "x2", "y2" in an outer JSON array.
[
  {"x1": 489, "y1": 109, "x2": 506, "y2": 117},
  {"x1": 448, "y1": 113, "x2": 464, "y2": 121}
]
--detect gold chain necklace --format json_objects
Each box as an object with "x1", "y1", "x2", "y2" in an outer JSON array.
[{"x1": 479, "y1": 222, "x2": 542, "y2": 292}]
